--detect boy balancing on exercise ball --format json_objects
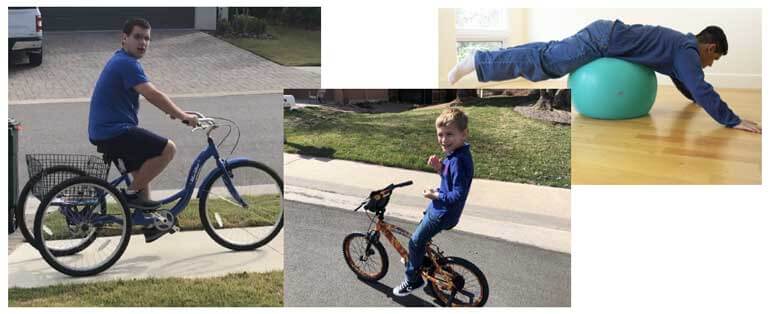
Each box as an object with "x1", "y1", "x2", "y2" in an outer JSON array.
[
  {"x1": 448, "y1": 19, "x2": 761, "y2": 134},
  {"x1": 393, "y1": 108, "x2": 474, "y2": 297}
]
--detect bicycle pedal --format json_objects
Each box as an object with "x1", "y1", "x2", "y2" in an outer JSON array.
[{"x1": 170, "y1": 225, "x2": 181, "y2": 234}]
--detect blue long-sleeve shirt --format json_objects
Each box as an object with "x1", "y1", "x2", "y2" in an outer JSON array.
[
  {"x1": 427, "y1": 143, "x2": 474, "y2": 228},
  {"x1": 607, "y1": 20, "x2": 741, "y2": 127}
]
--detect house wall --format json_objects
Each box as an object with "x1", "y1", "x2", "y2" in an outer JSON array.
[
  {"x1": 194, "y1": 7, "x2": 218, "y2": 30},
  {"x1": 332, "y1": 89, "x2": 389, "y2": 104}
]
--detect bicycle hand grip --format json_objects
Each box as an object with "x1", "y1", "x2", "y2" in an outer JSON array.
[{"x1": 393, "y1": 180, "x2": 413, "y2": 188}]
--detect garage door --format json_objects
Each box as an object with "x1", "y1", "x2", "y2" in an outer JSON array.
[{"x1": 40, "y1": 7, "x2": 195, "y2": 31}]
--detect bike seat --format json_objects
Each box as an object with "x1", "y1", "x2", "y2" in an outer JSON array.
[{"x1": 101, "y1": 154, "x2": 129, "y2": 175}]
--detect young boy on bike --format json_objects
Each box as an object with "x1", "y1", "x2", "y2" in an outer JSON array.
[
  {"x1": 88, "y1": 18, "x2": 198, "y2": 242},
  {"x1": 394, "y1": 108, "x2": 474, "y2": 297}
]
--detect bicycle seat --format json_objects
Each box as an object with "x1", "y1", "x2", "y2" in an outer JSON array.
[{"x1": 101, "y1": 154, "x2": 129, "y2": 175}]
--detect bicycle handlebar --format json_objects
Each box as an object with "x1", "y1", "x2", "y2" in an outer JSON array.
[
  {"x1": 183, "y1": 111, "x2": 217, "y2": 132},
  {"x1": 392, "y1": 180, "x2": 413, "y2": 188},
  {"x1": 353, "y1": 180, "x2": 413, "y2": 212}
]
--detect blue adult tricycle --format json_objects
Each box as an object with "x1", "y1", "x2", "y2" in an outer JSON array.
[{"x1": 30, "y1": 112, "x2": 283, "y2": 277}]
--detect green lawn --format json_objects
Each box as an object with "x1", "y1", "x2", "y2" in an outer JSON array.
[
  {"x1": 220, "y1": 25, "x2": 320, "y2": 66},
  {"x1": 284, "y1": 100, "x2": 571, "y2": 188},
  {"x1": 9, "y1": 271, "x2": 283, "y2": 307}
]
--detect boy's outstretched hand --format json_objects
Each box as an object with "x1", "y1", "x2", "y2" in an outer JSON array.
[
  {"x1": 732, "y1": 120, "x2": 762, "y2": 134},
  {"x1": 428, "y1": 155, "x2": 442, "y2": 173},
  {"x1": 423, "y1": 188, "x2": 439, "y2": 200}
]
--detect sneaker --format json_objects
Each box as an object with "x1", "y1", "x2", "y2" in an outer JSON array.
[
  {"x1": 121, "y1": 189, "x2": 161, "y2": 210},
  {"x1": 392, "y1": 278, "x2": 426, "y2": 297},
  {"x1": 143, "y1": 227, "x2": 170, "y2": 243}
]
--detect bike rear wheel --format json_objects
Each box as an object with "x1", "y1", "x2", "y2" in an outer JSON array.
[
  {"x1": 33, "y1": 176, "x2": 131, "y2": 277},
  {"x1": 342, "y1": 232, "x2": 389, "y2": 281},
  {"x1": 199, "y1": 160, "x2": 283, "y2": 251},
  {"x1": 16, "y1": 165, "x2": 88, "y2": 248},
  {"x1": 429, "y1": 256, "x2": 489, "y2": 307}
]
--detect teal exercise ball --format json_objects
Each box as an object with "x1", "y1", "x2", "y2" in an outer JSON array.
[{"x1": 568, "y1": 58, "x2": 657, "y2": 120}]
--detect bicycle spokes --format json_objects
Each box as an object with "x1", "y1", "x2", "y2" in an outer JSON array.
[
  {"x1": 36, "y1": 181, "x2": 130, "y2": 273},
  {"x1": 342, "y1": 233, "x2": 388, "y2": 280},
  {"x1": 429, "y1": 258, "x2": 488, "y2": 306},
  {"x1": 201, "y1": 162, "x2": 283, "y2": 250}
]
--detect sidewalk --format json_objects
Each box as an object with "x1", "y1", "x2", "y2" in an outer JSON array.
[
  {"x1": 284, "y1": 153, "x2": 570, "y2": 253},
  {"x1": 8, "y1": 230, "x2": 283, "y2": 288}
]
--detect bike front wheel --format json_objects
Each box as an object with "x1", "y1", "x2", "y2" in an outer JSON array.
[
  {"x1": 33, "y1": 176, "x2": 132, "y2": 277},
  {"x1": 429, "y1": 256, "x2": 489, "y2": 307},
  {"x1": 199, "y1": 160, "x2": 283, "y2": 251},
  {"x1": 342, "y1": 232, "x2": 389, "y2": 281}
]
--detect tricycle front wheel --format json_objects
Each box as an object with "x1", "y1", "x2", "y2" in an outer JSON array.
[{"x1": 199, "y1": 160, "x2": 283, "y2": 251}]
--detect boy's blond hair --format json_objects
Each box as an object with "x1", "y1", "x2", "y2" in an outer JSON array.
[{"x1": 435, "y1": 107, "x2": 468, "y2": 131}]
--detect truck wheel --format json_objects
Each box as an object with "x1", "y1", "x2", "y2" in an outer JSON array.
[{"x1": 29, "y1": 50, "x2": 42, "y2": 66}]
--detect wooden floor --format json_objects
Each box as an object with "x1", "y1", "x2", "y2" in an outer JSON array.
[{"x1": 572, "y1": 86, "x2": 762, "y2": 184}]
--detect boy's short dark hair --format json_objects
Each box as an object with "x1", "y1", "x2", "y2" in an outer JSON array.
[
  {"x1": 123, "y1": 18, "x2": 151, "y2": 36},
  {"x1": 436, "y1": 108, "x2": 469, "y2": 131},
  {"x1": 696, "y1": 26, "x2": 728, "y2": 55}
]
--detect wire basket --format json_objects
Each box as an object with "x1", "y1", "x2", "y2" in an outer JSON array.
[{"x1": 25, "y1": 154, "x2": 111, "y2": 200}]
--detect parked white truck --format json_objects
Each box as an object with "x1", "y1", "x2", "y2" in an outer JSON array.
[{"x1": 9, "y1": 7, "x2": 44, "y2": 66}]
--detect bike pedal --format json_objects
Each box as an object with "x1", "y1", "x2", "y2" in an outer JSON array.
[{"x1": 170, "y1": 226, "x2": 181, "y2": 234}]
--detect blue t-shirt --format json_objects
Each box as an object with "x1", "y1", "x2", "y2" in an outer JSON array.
[
  {"x1": 607, "y1": 20, "x2": 741, "y2": 127},
  {"x1": 427, "y1": 143, "x2": 474, "y2": 228},
  {"x1": 88, "y1": 49, "x2": 149, "y2": 141}
]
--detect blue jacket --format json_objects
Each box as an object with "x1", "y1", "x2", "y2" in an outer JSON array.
[
  {"x1": 427, "y1": 143, "x2": 474, "y2": 228},
  {"x1": 608, "y1": 20, "x2": 741, "y2": 127}
]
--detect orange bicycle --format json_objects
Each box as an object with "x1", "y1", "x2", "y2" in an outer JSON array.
[{"x1": 342, "y1": 181, "x2": 489, "y2": 307}]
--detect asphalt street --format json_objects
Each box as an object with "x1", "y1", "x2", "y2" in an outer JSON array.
[
  {"x1": 9, "y1": 93, "x2": 284, "y2": 191},
  {"x1": 284, "y1": 200, "x2": 571, "y2": 307}
]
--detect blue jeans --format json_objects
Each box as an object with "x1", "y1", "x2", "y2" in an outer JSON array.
[
  {"x1": 404, "y1": 210, "x2": 455, "y2": 283},
  {"x1": 475, "y1": 20, "x2": 613, "y2": 82}
]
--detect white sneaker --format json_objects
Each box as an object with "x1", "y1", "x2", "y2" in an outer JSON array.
[{"x1": 392, "y1": 278, "x2": 427, "y2": 297}]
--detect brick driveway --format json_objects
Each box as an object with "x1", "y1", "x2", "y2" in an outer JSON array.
[{"x1": 8, "y1": 30, "x2": 320, "y2": 102}]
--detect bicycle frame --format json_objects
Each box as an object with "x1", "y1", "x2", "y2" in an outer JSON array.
[
  {"x1": 72, "y1": 136, "x2": 246, "y2": 227},
  {"x1": 368, "y1": 214, "x2": 456, "y2": 290}
]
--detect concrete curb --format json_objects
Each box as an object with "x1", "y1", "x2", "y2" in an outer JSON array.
[
  {"x1": 284, "y1": 153, "x2": 571, "y2": 253},
  {"x1": 285, "y1": 185, "x2": 570, "y2": 253},
  {"x1": 8, "y1": 230, "x2": 283, "y2": 288}
]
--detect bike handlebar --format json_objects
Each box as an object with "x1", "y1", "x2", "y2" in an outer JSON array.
[
  {"x1": 183, "y1": 111, "x2": 217, "y2": 132},
  {"x1": 392, "y1": 180, "x2": 413, "y2": 188},
  {"x1": 353, "y1": 180, "x2": 413, "y2": 212}
]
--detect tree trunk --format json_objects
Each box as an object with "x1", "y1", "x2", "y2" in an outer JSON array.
[
  {"x1": 532, "y1": 89, "x2": 571, "y2": 112},
  {"x1": 451, "y1": 89, "x2": 479, "y2": 105},
  {"x1": 554, "y1": 89, "x2": 571, "y2": 112},
  {"x1": 533, "y1": 89, "x2": 556, "y2": 111}
]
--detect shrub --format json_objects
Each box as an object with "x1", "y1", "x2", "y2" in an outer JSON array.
[
  {"x1": 216, "y1": 19, "x2": 232, "y2": 36},
  {"x1": 224, "y1": 15, "x2": 267, "y2": 37},
  {"x1": 243, "y1": 16, "x2": 267, "y2": 35},
  {"x1": 228, "y1": 7, "x2": 320, "y2": 30}
]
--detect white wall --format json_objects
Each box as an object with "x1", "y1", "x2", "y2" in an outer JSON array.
[
  {"x1": 194, "y1": 7, "x2": 217, "y2": 30},
  {"x1": 438, "y1": 9, "x2": 457, "y2": 86},
  {"x1": 526, "y1": 9, "x2": 762, "y2": 89}
]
